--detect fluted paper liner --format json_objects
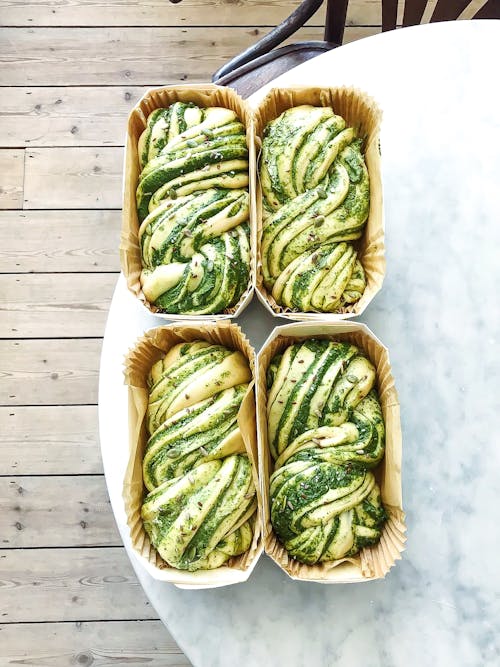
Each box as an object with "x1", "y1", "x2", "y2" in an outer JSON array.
[
  {"x1": 253, "y1": 87, "x2": 385, "y2": 321},
  {"x1": 123, "y1": 321, "x2": 262, "y2": 588},
  {"x1": 121, "y1": 84, "x2": 257, "y2": 321},
  {"x1": 257, "y1": 321, "x2": 405, "y2": 583}
]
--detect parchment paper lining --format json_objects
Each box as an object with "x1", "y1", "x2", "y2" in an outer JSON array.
[
  {"x1": 253, "y1": 86, "x2": 385, "y2": 321},
  {"x1": 123, "y1": 320, "x2": 262, "y2": 588},
  {"x1": 120, "y1": 84, "x2": 257, "y2": 321},
  {"x1": 256, "y1": 321, "x2": 405, "y2": 583}
]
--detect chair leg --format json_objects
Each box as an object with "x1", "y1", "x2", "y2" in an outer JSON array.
[
  {"x1": 382, "y1": 0, "x2": 398, "y2": 31},
  {"x1": 324, "y1": 0, "x2": 349, "y2": 44},
  {"x1": 474, "y1": 0, "x2": 500, "y2": 19}
]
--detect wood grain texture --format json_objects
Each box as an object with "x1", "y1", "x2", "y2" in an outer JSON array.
[
  {"x1": 0, "y1": 26, "x2": 378, "y2": 86},
  {"x1": 0, "y1": 87, "x2": 150, "y2": 148},
  {"x1": 0, "y1": 406, "x2": 102, "y2": 474},
  {"x1": 24, "y1": 148, "x2": 123, "y2": 209},
  {"x1": 0, "y1": 0, "x2": 384, "y2": 660},
  {"x1": 0, "y1": 150, "x2": 24, "y2": 210},
  {"x1": 0, "y1": 273, "x2": 118, "y2": 337},
  {"x1": 0, "y1": 621, "x2": 190, "y2": 667},
  {"x1": 0, "y1": 548, "x2": 158, "y2": 622},
  {"x1": 0, "y1": 476, "x2": 120, "y2": 548},
  {"x1": 0, "y1": 339, "x2": 101, "y2": 406},
  {"x1": 0, "y1": 210, "x2": 121, "y2": 273},
  {"x1": 0, "y1": 0, "x2": 381, "y2": 27}
]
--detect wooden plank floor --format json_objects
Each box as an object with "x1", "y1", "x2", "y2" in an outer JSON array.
[{"x1": 0, "y1": 1, "x2": 385, "y2": 663}]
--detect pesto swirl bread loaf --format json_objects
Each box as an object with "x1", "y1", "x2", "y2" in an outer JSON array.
[
  {"x1": 141, "y1": 340, "x2": 257, "y2": 571},
  {"x1": 137, "y1": 104, "x2": 249, "y2": 220},
  {"x1": 270, "y1": 462, "x2": 386, "y2": 564},
  {"x1": 260, "y1": 105, "x2": 369, "y2": 312},
  {"x1": 269, "y1": 242, "x2": 365, "y2": 313},
  {"x1": 267, "y1": 339, "x2": 386, "y2": 564},
  {"x1": 142, "y1": 455, "x2": 256, "y2": 571},
  {"x1": 136, "y1": 102, "x2": 250, "y2": 314}
]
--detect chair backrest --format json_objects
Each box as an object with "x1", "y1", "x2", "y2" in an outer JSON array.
[
  {"x1": 327, "y1": 0, "x2": 500, "y2": 44},
  {"x1": 383, "y1": 0, "x2": 500, "y2": 30}
]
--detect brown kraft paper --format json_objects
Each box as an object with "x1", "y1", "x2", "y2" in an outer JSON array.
[
  {"x1": 253, "y1": 86, "x2": 385, "y2": 321},
  {"x1": 256, "y1": 321, "x2": 405, "y2": 583},
  {"x1": 120, "y1": 84, "x2": 257, "y2": 321},
  {"x1": 123, "y1": 320, "x2": 262, "y2": 588}
]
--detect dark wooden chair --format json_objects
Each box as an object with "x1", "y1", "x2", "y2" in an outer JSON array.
[{"x1": 170, "y1": 0, "x2": 500, "y2": 97}]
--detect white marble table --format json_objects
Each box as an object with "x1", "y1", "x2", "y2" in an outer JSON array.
[{"x1": 99, "y1": 20, "x2": 500, "y2": 666}]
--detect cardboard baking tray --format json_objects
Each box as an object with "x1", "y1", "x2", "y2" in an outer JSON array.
[
  {"x1": 253, "y1": 86, "x2": 385, "y2": 321},
  {"x1": 256, "y1": 320, "x2": 405, "y2": 583},
  {"x1": 120, "y1": 84, "x2": 257, "y2": 321},
  {"x1": 123, "y1": 320, "x2": 263, "y2": 588}
]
